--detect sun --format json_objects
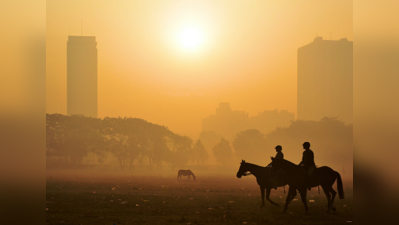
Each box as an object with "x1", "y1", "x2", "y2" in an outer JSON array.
[{"x1": 178, "y1": 26, "x2": 203, "y2": 50}]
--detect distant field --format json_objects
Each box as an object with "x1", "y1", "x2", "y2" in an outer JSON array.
[{"x1": 46, "y1": 170, "x2": 353, "y2": 225}]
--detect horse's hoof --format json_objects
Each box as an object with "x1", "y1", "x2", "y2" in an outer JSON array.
[
  {"x1": 259, "y1": 205, "x2": 264, "y2": 208},
  {"x1": 331, "y1": 206, "x2": 336, "y2": 212},
  {"x1": 282, "y1": 209, "x2": 287, "y2": 213}
]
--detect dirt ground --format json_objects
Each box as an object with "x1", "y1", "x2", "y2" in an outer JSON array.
[{"x1": 46, "y1": 170, "x2": 353, "y2": 225}]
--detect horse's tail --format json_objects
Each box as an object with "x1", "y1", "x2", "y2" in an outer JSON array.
[{"x1": 335, "y1": 171, "x2": 344, "y2": 199}]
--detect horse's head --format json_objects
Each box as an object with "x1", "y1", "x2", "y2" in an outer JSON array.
[{"x1": 236, "y1": 159, "x2": 248, "y2": 178}]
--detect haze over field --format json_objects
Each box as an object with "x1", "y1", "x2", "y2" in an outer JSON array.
[{"x1": 44, "y1": 1, "x2": 354, "y2": 224}]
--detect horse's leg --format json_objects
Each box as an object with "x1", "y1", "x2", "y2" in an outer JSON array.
[
  {"x1": 329, "y1": 186, "x2": 337, "y2": 212},
  {"x1": 299, "y1": 188, "x2": 308, "y2": 213},
  {"x1": 287, "y1": 187, "x2": 297, "y2": 203},
  {"x1": 283, "y1": 187, "x2": 296, "y2": 213},
  {"x1": 266, "y1": 187, "x2": 279, "y2": 206},
  {"x1": 321, "y1": 185, "x2": 332, "y2": 213},
  {"x1": 259, "y1": 186, "x2": 265, "y2": 208}
]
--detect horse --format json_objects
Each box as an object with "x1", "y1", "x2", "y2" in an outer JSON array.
[
  {"x1": 270, "y1": 157, "x2": 344, "y2": 213},
  {"x1": 177, "y1": 169, "x2": 196, "y2": 181},
  {"x1": 236, "y1": 159, "x2": 287, "y2": 208}
]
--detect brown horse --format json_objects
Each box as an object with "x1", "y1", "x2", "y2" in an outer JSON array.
[
  {"x1": 236, "y1": 160, "x2": 287, "y2": 207},
  {"x1": 177, "y1": 169, "x2": 196, "y2": 181},
  {"x1": 270, "y1": 157, "x2": 344, "y2": 213}
]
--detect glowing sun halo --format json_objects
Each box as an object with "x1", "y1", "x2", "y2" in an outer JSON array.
[{"x1": 178, "y1": 27, "x2": 203, "y2": 50}]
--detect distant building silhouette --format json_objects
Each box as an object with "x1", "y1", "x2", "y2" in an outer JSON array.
[
  {"x1": 202, "y1": 103, "x2": 249, "y2": 140},
  {"x1": 67, "y1": 36, "x2": 98, "y2": 118},
  {"x1": 202, "y1": 103, "x2": 294, "y2": 140},
  {"x1": 297, "y1": 37, "x2": 353, "y2": 123},
  {"x1": 249, "y1": 109, "x2": 295, "y2": 134}
]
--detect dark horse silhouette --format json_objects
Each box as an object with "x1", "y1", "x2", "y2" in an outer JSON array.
[
  {"x1": 177, "y1": 169, "x2": 196, "y2": 181},
  {"x1": 270, "y1": 157, "x2": 344, "y2": 213},
  {"x1": 236, "y1": 160, "x2": 287, "y2": 207}
]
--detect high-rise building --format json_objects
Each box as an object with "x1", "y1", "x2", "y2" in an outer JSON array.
[
  {"x1": 202, "y1": 103, "x2": 249, "y2": 140},
  {"x1": 67, "y1": 36, "x2": 98, "y2": 118},
  {"x1": 297, "y1": 37, "x2": 353, "y2": 123}
]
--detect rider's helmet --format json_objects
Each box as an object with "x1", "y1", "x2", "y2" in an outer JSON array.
[
  {"x1": 275, "y1": 145, "x2": 282, "y2": 151},
  {"x1": 303, "y1": 142, "x2": 310, "y2": 149}
]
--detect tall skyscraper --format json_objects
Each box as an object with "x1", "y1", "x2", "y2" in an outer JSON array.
[
  {"x1": 297, "y1": 37, "x2": 353, "y2": 123},
  {"x1": 67, "y1": 36, "x2": 98, "y2": 118}
]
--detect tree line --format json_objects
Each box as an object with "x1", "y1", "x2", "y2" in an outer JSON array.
[
  {"x1": 46, "y1": 114, "x2": 208, "y2": 169},
  {"x1": 202, "y1": 116, "x2": 353, "y2": 170},
  {"x1": 47, "y1": 114, "x2": 352, "y2": 171}
]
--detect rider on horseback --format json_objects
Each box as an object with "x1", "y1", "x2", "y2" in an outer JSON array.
[
  {"x1": 270, "y1": 145, "x2": 284, "y2": 189},
  {"x1": 268, "y1": 145, "x2": 284, "y2": 167},
  {"x1": 299, "y1": 142, "x2": 316, "y2": 190},
  {"x1": 275, "y1": 145, "x2": 284, "y2": 160}
]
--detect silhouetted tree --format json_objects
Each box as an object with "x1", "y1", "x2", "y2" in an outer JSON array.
[
  {"x1": 90, "y1": 135, "x2": 109, "y2": 168},
  {"x1": 108, "y1": 133, "x2": 130, "y2": 169},
  {"x1": 46, "y1": 114, "x2": 195, "y2": 170},
  {"x1": 213, "y1": 138, "x2": 233, "y2": 164},
  {"x1": 199, "y1": 131, "x2": 224, "y2": 153},
  {"x1": 168, "y1": 134, "x2": 193, "y2": 168},
  {"x1": 46, "y1": 113, "x2": 67, "y2": 161},
  {"x1": 233, "y1": 129, "x2": 267, "y2": 164},
  {"x1": 265, "y1": 117, "x2": 352, "y2": 170},
  {"x1": 46, "y1": 114, "x2": 100, "y2": 165},
  {"x1": 152, "y1": 137, "x2": 171, "y2": 170},
  {"x1": 192, "y1": 139, "x2": 208, "y2": 164}
]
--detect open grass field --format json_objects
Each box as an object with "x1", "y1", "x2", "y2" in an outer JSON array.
[{"x1": 46, "y1": 170, "x2": 353, "y2": 225}]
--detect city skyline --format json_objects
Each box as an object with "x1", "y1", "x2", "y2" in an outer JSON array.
[
  {"x1": 46, "y1": 0, "x2": 353, "y2": 139},
  {"x1": 202, "y1": 102, "x2": 295, "y2": 141},
  {"x1": 51, "y1": 34, "x2": 352, "y2": 140}
]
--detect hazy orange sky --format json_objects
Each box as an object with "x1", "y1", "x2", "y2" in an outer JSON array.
[{"x1": 46, "y1": 0, "x2": 352, "y2": 139}]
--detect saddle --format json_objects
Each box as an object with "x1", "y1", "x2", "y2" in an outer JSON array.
[
  {"x1": 307, "y1": 166, "x2": 319, "y2": 187},
  {"x1": 271, "y1": 168, "x2": 286, "y2": 187}
]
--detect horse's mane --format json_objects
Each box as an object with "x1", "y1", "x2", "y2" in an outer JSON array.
[{"x1": 243, "y1": 162, "x2": 267, "y2": 169}]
